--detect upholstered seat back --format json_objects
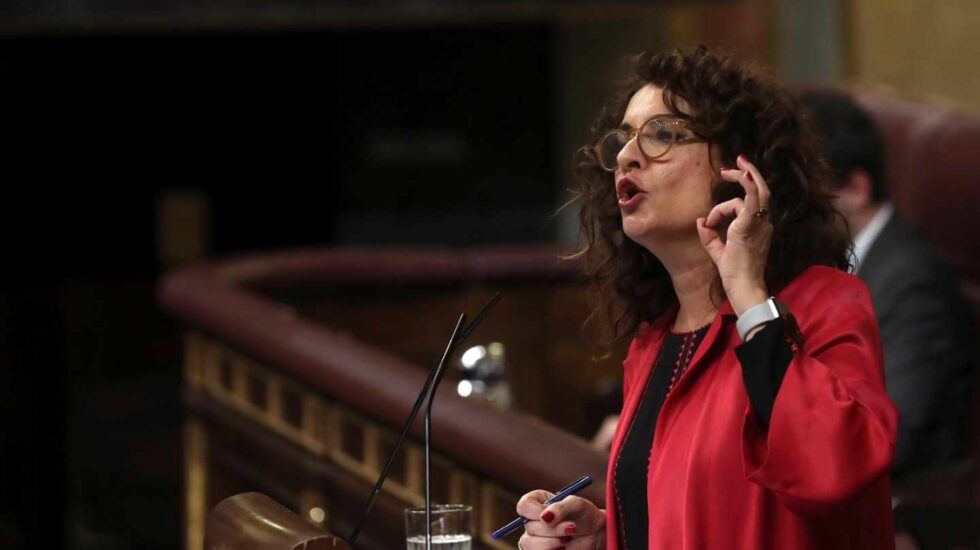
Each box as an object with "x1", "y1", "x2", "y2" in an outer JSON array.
[{"x1": 855, "y1": 92, "x2": 980, "y2": 315}]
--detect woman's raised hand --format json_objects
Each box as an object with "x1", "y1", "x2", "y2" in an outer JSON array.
[
  {"x1": 516, "y1": 490, "x2": 605, "y2": 550},
  {"x1": 696, "y1": 154, "x2": 772, "y2": 315}
]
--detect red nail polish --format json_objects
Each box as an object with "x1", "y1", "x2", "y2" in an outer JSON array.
[
  {"x1": 738, "y1": 154, "x2": 746, "y2": 162},
  {"x1": 565, "y1": 524, "x2": 578, "y2": 534},
  {"x1": 721, "y1": 166, "x2": 731, "y2": 171},
  {"x1": 746, "y1": 172, "x2": 754, "y2": 182},
  {"x1": 540, "y1": 511, "x2": 555, "y2": 523}
]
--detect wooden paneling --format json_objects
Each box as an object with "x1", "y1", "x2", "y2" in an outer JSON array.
[
  {"x1": 183, "y1": 334, "x2": 554, "y2": 549},
  {"x1": 848, "y1": 0, "x2": 980, "y2": 114}
]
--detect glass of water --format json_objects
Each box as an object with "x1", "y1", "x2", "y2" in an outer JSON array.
[{"x1": 404, "y1": 504, "x2": 473, "y2": 550}]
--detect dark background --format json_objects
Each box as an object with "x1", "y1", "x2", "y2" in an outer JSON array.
[{"x1": 1, "y1": 23, "x2": 557, "y2": 548}]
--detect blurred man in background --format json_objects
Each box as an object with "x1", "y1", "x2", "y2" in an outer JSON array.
[{"x1": 801, "y1": 90, "x2": 975, "y2": 478}]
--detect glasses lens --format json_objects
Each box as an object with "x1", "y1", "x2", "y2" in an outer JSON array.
[
  {"x1": 637, "y1": 118, "x2": 677, "y2": 160},
  {"x1": 597, "y1": 130, "x2": 627, "y2": 170}
]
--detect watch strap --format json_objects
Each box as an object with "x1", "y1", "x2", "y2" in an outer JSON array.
[{"x1": 736, "y1": 298, "x2": 780, "y2": 341}]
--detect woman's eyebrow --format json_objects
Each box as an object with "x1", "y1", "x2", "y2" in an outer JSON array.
[{"x1": 619, "y1": 113, "x2": 678, "y2": 130}]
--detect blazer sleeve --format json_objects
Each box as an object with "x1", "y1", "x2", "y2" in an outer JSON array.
[
  {"x1": 874, "y1": 268, "x2": 972, "y2": 475},
  {"x1": 740, "y1": 271, "x2": 899, "y2": 518}
]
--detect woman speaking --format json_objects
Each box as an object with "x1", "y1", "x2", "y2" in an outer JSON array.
[{"x1": 516, "y1": 47, "x2": 897, "y2": 549}]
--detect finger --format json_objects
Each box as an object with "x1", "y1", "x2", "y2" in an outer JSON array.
[
  {"x1": 704, "y1": 198, "x2": 744, "y2": 228},
  {"x1": 718, "y1": 167, "x2": 745, "y2": 183},
  {"x1": 524, "y1": 521, "x2": 579, "y2": 539},
  {"x1": 557, "y1": 521, "x2": 580, "y2": 537},
  {"x1": 519, "y1": 532, "x2": 571, "y2": 549},
  {"x1": 723, "y1": 164, "x2": 759, "y2": 213},
  {"x1": 736, "y1": 154, "x2": 771, "y2": 208},
  {"x1": 524, "y1": 520, "x2": 564, "y2": 538},
  {"x1": 720, "y1": 166, "x2": 766, "y2": 215},
  {"x1": 697, "y1": 217, "x2": 725, "y2": 264},
  {"x1": 526, "y1": 519, "x2": 580, "y2": 538},
  {"x1": 540, "y1": 496, "x2": 602, "y2": 534},
  {"x1": 516, "y1": 490, "x2": 555, "y2": 519}
]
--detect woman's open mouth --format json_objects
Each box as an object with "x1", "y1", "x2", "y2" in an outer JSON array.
[{"x1": 617, "y1": 177, "x2": 645, "y2": 209}]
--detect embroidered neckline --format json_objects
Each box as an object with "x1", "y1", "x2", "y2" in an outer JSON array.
[
  {"x1": 668, "y1": 322, "x2": 712, "y2": 336},
  {"x1": 667, "y1": 327, "x2": 705, "y2": 393}
]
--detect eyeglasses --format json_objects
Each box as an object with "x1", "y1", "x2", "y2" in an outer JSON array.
[{"x1": 594, "y1": 115, "x2": 704, "y2": 172}]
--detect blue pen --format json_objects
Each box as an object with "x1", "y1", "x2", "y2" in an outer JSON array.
[{"x1": 490, "y1": 475, "x2": 593, "y2": 540}]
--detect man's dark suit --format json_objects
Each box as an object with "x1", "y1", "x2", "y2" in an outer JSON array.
[{"x1": 857, "y1": 213, "x2": 975, "y2": 476}]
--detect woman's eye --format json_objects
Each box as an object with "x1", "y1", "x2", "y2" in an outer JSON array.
[{"x1": 647, "y1": 129, "x2": 674, "y2": 142}]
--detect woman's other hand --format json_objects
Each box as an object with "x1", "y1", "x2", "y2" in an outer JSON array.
[
  {"x1": 696, "y1": 154, "x2": 772, "y2": 315},
  {"x1": 516, "y1": 491, "x2": 606, "y2": 549}
]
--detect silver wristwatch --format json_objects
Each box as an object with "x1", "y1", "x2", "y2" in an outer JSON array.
[
  {"x1": 736, "y1": 297, "x2": 783, "y2": 341},
  {"x1": 736, "y1": 297, "x2": 805, "y2": 347}
]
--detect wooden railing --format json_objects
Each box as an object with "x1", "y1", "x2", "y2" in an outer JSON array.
[
  {"x1": 205, "y1": 492, "x2": 351, "y2": 549},
  {"x1": 159, "y1": 245, "x2": 611, "y2": 550}
]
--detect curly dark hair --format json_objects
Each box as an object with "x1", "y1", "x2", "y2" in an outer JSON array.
[
  {"x1": 573, "y1": 46, "x2": 851, "y2": 347},
  {"x1": 798, "y1": 89, "x2": 888, "y2": 201}
]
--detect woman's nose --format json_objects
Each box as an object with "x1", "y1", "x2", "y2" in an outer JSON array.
[{"x1": 616, "y1": 135, "x2": 645, "y2": 172}]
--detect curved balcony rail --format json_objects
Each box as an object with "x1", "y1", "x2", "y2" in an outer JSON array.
[{"x1": 159, "y1": 245, "x2": 610, "y2": 550}]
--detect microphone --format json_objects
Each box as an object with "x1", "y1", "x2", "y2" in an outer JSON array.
[
  {"x1": 348, "y1": 292, "x2": 502, "y2": 547},
  {"x1": 422, "y1": 313, "x2": 466, "y2": 550}
]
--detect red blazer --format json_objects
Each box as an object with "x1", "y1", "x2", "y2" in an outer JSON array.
[{"x1": 604, "y1": 266, "x2": 898, "y2": 550}]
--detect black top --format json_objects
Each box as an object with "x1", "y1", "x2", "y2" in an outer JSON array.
[{"x1": 613, "y1": 319, "x2": 794, "y2": 549}]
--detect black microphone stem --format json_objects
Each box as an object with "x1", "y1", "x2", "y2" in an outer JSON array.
[
  {"x1": 347, "y1": 291, "x2": 500, "y2": 547},
  {"x1": 348, "y1": 363, "x2": 439, "y2": 546},
  {"x1": 422, "y1": 313, "x2": 465, "y2": 550},
  {"x1": 348, "y1": 313, "x2": 465, "y2": 546}
]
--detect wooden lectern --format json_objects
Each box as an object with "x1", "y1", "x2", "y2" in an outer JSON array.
[{"x1": 205, "y1": 492, "x2": 351, "y2": 550}]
